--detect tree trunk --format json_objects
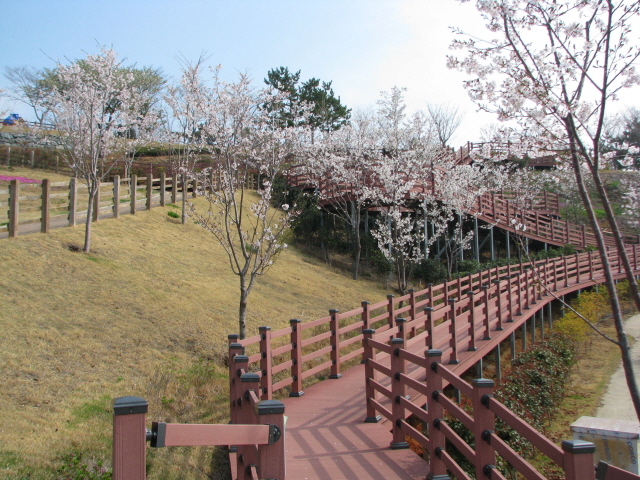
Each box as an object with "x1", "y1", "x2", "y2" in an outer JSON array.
[
  {"x1": 239, "y1": 286, "x2": 249, "y2": 340},
  {"x1": 181, "y1": 174, "x2": 187, "y2": 225},
  {"x1": 565, "y1": 121, "x2": 640, "y2": 420},
  {"x1": 352, "y1": 202, "x2": 361, "y2": 280},
  {"x1": 83, "y1": 180, "x2": 96, "y2": 253}
]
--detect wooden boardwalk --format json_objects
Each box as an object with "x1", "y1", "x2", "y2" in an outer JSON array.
[{"x1": 282, "y1": 363, "x2": 427, "y2": 479}]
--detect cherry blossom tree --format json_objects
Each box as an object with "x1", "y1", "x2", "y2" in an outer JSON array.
[
  {"x1": 182, "y1": 68, "x2": 304, "y2": 339},
  {"x1": 45, "y1": 48, "x2": 148, "y2": 253},
  {"x1": 450, "y1": 0, "x2": 640, "y2": 418}
]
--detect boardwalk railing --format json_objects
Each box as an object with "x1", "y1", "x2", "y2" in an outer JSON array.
[
  {"x1": 363, "y1": 343, "x2": 598, "y2": 480},
  {"x1": 112, "y1": 393, "x2": 285, "y2": 480},
  {"x1": 228, "y1": 244, "x2": 640, "y2": 401}
]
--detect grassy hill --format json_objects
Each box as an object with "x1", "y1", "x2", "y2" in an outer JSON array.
[{"x1": 0, "y1": 177, "x2": 393, "y2": 479}]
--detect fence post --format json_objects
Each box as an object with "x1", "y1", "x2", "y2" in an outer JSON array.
[
  {"x1": 363, "y1": 329, "x2": 381, "y2": 423},
  {"x1": 171, "y1": 173, "x2": 177, "y2": 204},
  {"x1": 426, "y1": 350, "x2": 448, "y2": 478},
  {"x1": 160, "y1": 172, "x2": 166, "y2": 207},
  {"x1": 112, "y1": 396, "x2": 148, "y2": 480},
  {"x1": 554, "y1": 257, "x2": 559, "y2": 292},
  {"x1": 468, "y1": 290, "x2": 477, "y2": 351},
  {"x1": 131, "y1": 175, "x2": 137, "y2": 215},
  {"x1": 256, "y1": 400, "x2": 286, "y2": 480},
  {"x1": 387, "y1": 294, "x2": 395, "y2": 327},
  {"x1": 68, "y1": 178, "x2": 77, "y2": 227},
  {"x1": 9, "y1": 179, "x2": 19, "y2": 237},
  {"x1": 41, "y1": 179, "x2": 50, "y2": 233},
  {"x1": 389, "y1": 337, "x2": 409, "y2": 450},
  {"x1": 563, "y1": 256, "x2": 569, "y2": 287},
  {"x1": 482, "y1": 286, "x2": 491, "y2": 340},
  {"x1": 395, "y1": 317, "x2": 407, "y2": 344},
  {"x1": 448, "y1": 298, "x2": 459, "y2": 364},
  {"x1": 146, "y1": 173, "x2": 152, "y2": 210},
  {"x1": 238, "y1": 373, "x2": 260, "y2": 480},
  {"x1": 229, "y1": 347, "x2": 247, "y2": 426},
  {"x1": 472, "y1": 379, "x2": 496, "y2": 480},
  {"x1": 575, "y1": 253, "x2": 581, "y2": 284},
  {"x1": 259, "y1": 326, "x2": 273, "y2": 400},
  {"x1": 506, "y1": 276, "x2": 513, "y2": 322},
  {"x1": 562, "y1": 440, "x2": 596, "y2": 480},
  {"x1": 192, "y1": 178, "x2": 197, "y2": 198},
  {"x1": 361, "y1": 301, "x2": 371, "y2": 331},
  {"x1": 6, "y1": 146, "x2": 10, "y2": 166},
  {"x1": 329, "y1": 309, "x2": 342, "y2": 379},
  {"x1": 113, "y1": 176, "x2": 120, "y2": 219}
]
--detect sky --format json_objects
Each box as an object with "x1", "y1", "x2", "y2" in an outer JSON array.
[{"x1": 3, "y1": 0, "x2": 632, "y2": 146}]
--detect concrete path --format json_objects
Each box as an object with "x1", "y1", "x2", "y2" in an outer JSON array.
[{"x1": 596, "y1": 314, "x2": 640, "y2": 421}]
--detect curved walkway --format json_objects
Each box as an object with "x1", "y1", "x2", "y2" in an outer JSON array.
[{"x1": 596, "y1": 314, "x2": 640, "y2": 421}]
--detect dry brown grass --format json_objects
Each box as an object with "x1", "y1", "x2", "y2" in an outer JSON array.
[{"x1": 0, "y1": 194, "x2": 391, "y2": 479}]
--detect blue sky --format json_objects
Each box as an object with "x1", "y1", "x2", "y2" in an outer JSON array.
[{"x1": 0, "y1": 1, "x2": 547, "y2": 143}]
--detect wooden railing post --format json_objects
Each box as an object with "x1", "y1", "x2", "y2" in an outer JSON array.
[
  {"x1": 363, "y1": 329, "x2": 381, "y2": 423},
  {"x1": 448, "y1": 298, "x2": 459, "y2": 364},
  {"x1": 408, "y1": 289, "x2": 416, "y2": 321},
  {"x1": 426, "y1": 350, "x2": 448, "y2": 478},
  {"x1": 563, "y1": 256, "x2": 569, "y2": 287},
  {"x1": 131, "y1": 175, "x2": 137, "y2": 215},
  {"x1": 113, "y1": 176, "x2": 120, "y2": 219},
  {"x1": 515, "y1": 273, "x2": 523, "y2": 316},
  {"x1": 387, "y1": 295, "x2": 395, "y2": 327},
  {"x1": 472, "y1": 379, "x2": 496, "y2": 480},
  {"x1": 41, "y1": 179, "x2": 50, "y2": 233},
  {"x1": 259, "y1": 326, "x2": 273, "y2": 400},
  {"x1": 238, "y1": 373, "x2": 260, "y2": 480},
  {"x1": 390, "y1": 337, "x2": 409, "y2": 449},
  {"x1": 361, "y1": 301, "x2": 371, "y2": 331},
  {"x1": 554, "y1": 257, "x2": 559, "y2": 292},
  {"x1": 9, "y1": 179, "x2": 19, "y2": 237},
  {"x1": 256, "y1": 400, "x2": 286, "y2": 480},
  {"x1": 425, "y1": 307, "x2": 435, "y2": 349},
  {"x1": 482, "y1": 286, "x2": 491, "y2": 340},
  {"x1": 329, "y1": 309, "x2": 342, "y2": 379},
  {"x1": 492, "y1": 280, "x2": 504, "y2": 331},
  {"x1": 506, "y1": 276, "x2": 513, "y2": 323},
  {"x1": 467, "y1": 290, "x2": 477, "y2": 351},
  {"x1": 562, "y1": 440, "x2": 596, "y2": 480},
  {"x1": 229, "y1": 347, "x2": 247, "y2": 425},
  {"x1": 523, "y1": 269, "x2": 531, "y2": 310},
  {"x1": 289, "y1": 319, "x2": 304, "y2": 397},
  {"x1": 112, "y1": 396, "x2": 148, "y2": 480},
  {"x1": 68, "y1": 178, "x2": 77, "y2": 227}
]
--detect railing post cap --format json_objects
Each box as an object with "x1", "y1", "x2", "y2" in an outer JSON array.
[
  {"x1": 259, "y1": 326, "x2": 271, "y2": 332},
  {"x1": 395, "y1": 317, "x2": 407, "y2": 323},
  {"x1": 329, "y1": 308, "x2": 339, "y2": 314},
  {"x1": 466, "y1": 290, "x2": 474, "y2": 295},
  {"x1": 427, "y1": 349, "x2": 443, "y2": 357},
  {"x1": 390, "y1": 338, "x2": 404, "y2": 345},
  {"x1": 363, "y1": 329, "x2": 376, "y2": 335},
  {"x1": 361, "y1": 300, "x2": 370, "y2": 306},
  {"x1": 492, "y1": 279, "x2": 500, "y2": 283},
  {"x1": 229, "y1": 342, "x2": 243, "y2": 350},
  {"x1": 113, "y1": 396, "x2": 148, "y2": 416},
  {"x1": 471, "y1": 378, "x2": 494, "y2": 388},
  {"x1": 448, "y1": 298, "x2": 457, "y2": 303},
  {"x1": 228, "y1": 334, "x2": 240, "y2": 341},
  {"x1": 387, "y1": 294, "x2": 395, "y2": 299},
  {"x1": 233, "y1": 354, "x2": 249, "y2": 363},
  {"x1": 408, "y1": 289, "x2": 415, "y2": 293},
  {"x1": 481, "y1": 285, "x2": 489, "y2": 290},
  {"x1": 561, "y1": 439, "x2": 596, "y2": 454},
  {"x1": 426, "y1": 283, "x2": 433, "y2": 287},
  {"x1": 240, "y1": 372, "x2": 261, "y2": 383},
  {"x1": 257, "y1": 399, "x2": 285, "y2": 415},
  {"x1": 290, "y1": 318, "x2": 301, "y2": 324}
]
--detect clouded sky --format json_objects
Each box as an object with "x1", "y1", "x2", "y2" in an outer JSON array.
[{"x1": 1, "y1": 1, "x2": 513, "y2": 144}]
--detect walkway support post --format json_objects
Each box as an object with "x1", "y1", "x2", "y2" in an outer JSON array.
[
  {"x1": 289, "y1": 319, "x2": 304, "y2": 397},
  {"x1": 363, "y1": 329, "x2": 381, "y2": 423},
  {"x1": 259, "y1": 326, "x2": 272, "y2": 399},
  {"x1": 256, "y1": 400, "x2": 286, "y2": 480},
  {"x1": 495, "y1": 344, "x2": 502, "y2": 382},
  {"x1": 426, "y1": 350, "x2": 449, "y2": 479},
  {"x1": 390, "y1": 337, "x2": 409, "y2": 449},
  {"x1": 448, "y1": 299, "x2": 459, "y2": 364},
  {"x1": 112, "y1": 396, "x2": 148, "y2": 480},
  {"x1": 473, "y1": 379, "x2": 496, "y2": 480},
  {"x1": 329, "y1": 309, "x2": 342, "y2": 379},
  {"x1": 562, "y1": 440, "x2": 596, "y2": 480}
]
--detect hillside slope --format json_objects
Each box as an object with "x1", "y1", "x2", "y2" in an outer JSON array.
[{"x1": 0, "y1": 200, "x2": 392, "y2": 478}]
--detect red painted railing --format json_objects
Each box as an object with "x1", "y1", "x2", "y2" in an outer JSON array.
[{"x1": 111, "y1": 387, "x2": 286, "y2": 480}]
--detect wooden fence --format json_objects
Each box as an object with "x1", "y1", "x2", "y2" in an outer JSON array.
[{"x1": 111, "y1": 394, "x2": 285, "y2": 480}]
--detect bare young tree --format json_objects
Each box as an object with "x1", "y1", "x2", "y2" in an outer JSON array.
[
  {"x1": 449, "y1": 0, "x2": 640, "y2": 419},
  {"x1": 427, "y1": 103, "x2": 464, "y2": 147},
  {"x1": 3, "y1": 66, "x2": 53, "y2": 126},
  {"x1": 45, "y1": 48, "x2": 148, "y2": 253}
]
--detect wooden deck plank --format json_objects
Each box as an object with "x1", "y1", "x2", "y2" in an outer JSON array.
[{"x1": 282, "y1": 363, "x2": 428, "y2": 479}]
